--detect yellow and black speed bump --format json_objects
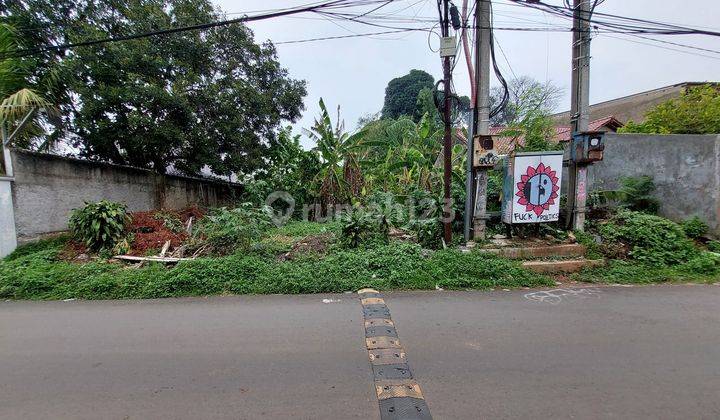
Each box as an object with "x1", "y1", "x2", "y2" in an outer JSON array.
[
  {"x1": 378, "y1": 398, "x2": 432, "y2": 420},
  {"x1": 373, "y1": 364, "x2": 413, "y2": 380},
  {"x1": 365, "y1": 325, "x2": 399, "y2": 338},
  {"x1": 357, "y1": 288, "x2": 432, "y2": 420},
  {"x1": 363, "y1": 305, "x2": 392, "y2": 319}
]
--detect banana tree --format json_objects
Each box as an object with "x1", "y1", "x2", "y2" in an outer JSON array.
[
  {"x1": 304, "y1": 98, "x2": 362, "y2": 210},
  {"x1": 353, "y1": 113, "x2": 443, "y2": 194}
]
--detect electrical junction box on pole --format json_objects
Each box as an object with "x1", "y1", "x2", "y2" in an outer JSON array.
[
  {"x1": 501, "y1": 151, "x2": 563, "y2": 224},
  {"x1": 571, "y1": 131, "x2": 606, "y2": 163},
  {"x1": 473, "y1": 135, "x2": 499, "y2": 168},
  {"x1": 439, "y1": 36, "x2": 457, "y2": 57}
]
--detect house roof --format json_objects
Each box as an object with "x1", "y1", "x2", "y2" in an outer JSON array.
[
  {"x1": 553, "y1": 116, "x2": 624, "y2": 142},
  {"x1": 490, "y1": 116, "x2": 623, "y2": 155}
]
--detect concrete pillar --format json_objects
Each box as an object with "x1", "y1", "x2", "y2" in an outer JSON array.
[{"x1": 0, "y1": 177, "x2": 17, "y2": 257}]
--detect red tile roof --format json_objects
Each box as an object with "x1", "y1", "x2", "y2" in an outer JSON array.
[{"x1": 490, "y1": 116, "x2": 623, "y2": 155}]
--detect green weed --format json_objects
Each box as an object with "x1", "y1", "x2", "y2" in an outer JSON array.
[
  {"x1": 0, "y1": 241, "x2": 551, "y2": 300},
  {"x1": 598, "y1": 211, "x2": 697, "y2": 265}
]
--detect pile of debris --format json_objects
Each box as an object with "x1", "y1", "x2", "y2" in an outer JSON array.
[{"x1": 114, "y1": 207, "x2": 204, "y2": 264}]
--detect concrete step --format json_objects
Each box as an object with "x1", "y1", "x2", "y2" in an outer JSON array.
[
  {"x1": 522, "y1": 259, "x2": 605, "y2": 274},
  {"x1": 480, "y1": 244, "x2": 586, "y2": 260}
]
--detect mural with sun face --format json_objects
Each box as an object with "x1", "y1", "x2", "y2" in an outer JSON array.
[
  {"x1": 503, "y1": 154, "x2": 563, "y2": 224},
  {"x1": 515, "y1": 162, "x2": 560, "y2": 217}
]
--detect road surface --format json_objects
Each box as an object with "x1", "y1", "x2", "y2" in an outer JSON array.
[{"x1": 1, "y1": 284, "x2": 719, "y2": 419}]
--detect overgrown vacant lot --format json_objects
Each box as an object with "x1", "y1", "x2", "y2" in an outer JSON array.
[
  {"x1": 3, "y1": 207, "x2": 720, "y2": 301},
  {"x1": 0, "y1": 222, "x2": 553, "y2": 300}
]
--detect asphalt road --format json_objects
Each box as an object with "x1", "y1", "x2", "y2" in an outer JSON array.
[{"x1": 1, "y1": 285, "x2": 719, "y2": 419}]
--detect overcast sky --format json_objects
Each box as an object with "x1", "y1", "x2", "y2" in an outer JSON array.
[{"x1": 214, "y1": 0, "x2": 720, "y2": 147}]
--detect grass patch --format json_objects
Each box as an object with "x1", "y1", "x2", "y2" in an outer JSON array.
[
  {"x1": 267, "y1": 220, "x2": 340, "y2": 239},
  {"x1": 254, "y1": 220, "x2": 341, "y2": 256},
  {"x1": 0, "y1": 239, "x2": 551, "y2": 300},
  {"x1": 5, "y1": 219, "x2": 714, "y2": 301},
  {"x1": 573, "y1": 253, "x2": 720, "y2": 285},
  {"x1": 4, "y1": 235, "x2": 71, "y2": 261}
]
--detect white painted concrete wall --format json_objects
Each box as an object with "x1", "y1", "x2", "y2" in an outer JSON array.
[{"x1": 0, "y1": 178, "x2": 17, "y2": 257}]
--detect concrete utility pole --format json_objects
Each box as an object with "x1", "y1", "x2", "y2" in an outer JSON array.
[
  {"x1": 442, "y1": 0, "x2": 453, "y2": 244},
  {"x1": 472, "y1": 0, "x2": 491, "y2": 240},
  {"x1": 566, "y1": 0, "x2": 592, "y2": 231}
]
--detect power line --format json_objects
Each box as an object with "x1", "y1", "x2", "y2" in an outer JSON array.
[
  {"x1": 0, "y1": 0, "x2": 392, "y2": 59},
  {"x1": 275, "y1": 28, "x2": 427, "y2": 44},
  {"x1": 507, "y1": 0, "x2": 720, "y2": 37},
  {"x1": 599, "y1": 33, "x2": 720, "y2": 61},
  {"x1": 4, "y1": 0, "x2": 719, "y2": 62}
]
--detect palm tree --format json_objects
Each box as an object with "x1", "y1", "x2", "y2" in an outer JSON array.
[
  {"x1": 304, "y1": 98, "x2": 362, "y2": 212},
  {"x1": 0, "y1": 24, "x2": 55, "y2": 148}
]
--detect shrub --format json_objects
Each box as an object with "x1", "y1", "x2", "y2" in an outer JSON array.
[
  {"x1": 708, "y1": 241, "x2": 720, "y2": 253},
  {"x1": 573, "y1": 229, "x2": 602, "y2": 260},
  {"x1": 413, "y1": 218, "x2": 443, "y2": 249},
  {"x1": 598, "y1": 211, "x2": 696, "y2": 265},
  {"x1": 193, "y1": 204, "x2": 272, "y2": 255},
  {"x1": 680, "y1": 216, "x2": 708, "y2": 239},
  {"x1": 678, "y1": 253, "x2": 720, "y2": 275},
  {"x1": 366, "y1": 191, "x2": 408, "y2": 227},
  {"x1": 69, "y1": 200, "x2": 130, "y2": 252},
  {"x1": 339, "y1": 206, "x2": 389, "y2": 248},
  {"x1": 616, "y1": 176, "x2": 659, "y2": 214},
  {"x1": 153, "y1": 211, "x2": 184, "y2": 233}
]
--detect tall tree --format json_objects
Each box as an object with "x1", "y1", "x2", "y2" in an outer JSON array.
[
  {"x1": 490, "y1": 76, "x2": 562, "y2": 126},
  {"x1": 496, "y1": 82, "x2": 559, "y2": 153},
  {"x1": 1, "y1": 0, "x2": 306, "y2": 176},
  {"x1": 381, "y1": 69, "x2": 434, "y2": 121},
  {"x1": 416, "y1": 87, "x2": 470, "y2": 126}
]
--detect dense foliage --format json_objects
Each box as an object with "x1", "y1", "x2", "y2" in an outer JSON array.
[
  {"x1": 381, "y1": 69, "x2": 435, "y2": 121},
  {"x1": 245, "y1": 126, "x2": 320, "y2": 217},
  {"x1": 69, "y1": 200, "x2": 130, "y2": 252},
  {"x1": 597, "y1": 211, "x2": 697, "y2": 265},
  {"x1": 305, "y1": 98, "x2": 362, "y2": 209},
  {"x1": 352, "y1": 113, "x2": 445, "y2": 193},
  {"x1": 575, "y1": 255, "x2": 720, "y2": 284},
  {"x1": 619, "y1": 85, "x2": 720, "y2": 134},
  {"x1": 708, "y1": 241, "x2": 720, "y2": 253},
  {"x1": 492, "y1": 78, "x2": 563, "y2": 153},
  {"x1": 681, "y1": 216, "x2": 709, "y2": 239},
  {"x1": 192, "y1": 205, "x2": 272, "y2": 255},
  {"x1": 339, "y1": 207, "x2": 389, "y2": 248},
  {"x1": 615, "y1": 175, "x2": 660, "y2": 213},
  {"x1": 0, "y1": 234, "x2": 553, "y2": 300},
  {"x1": 0, "y1": 23, "x2": 62, "y2": 149},
  {"x1": 1, "y1": 0, "x2": 306, "y2": 176}
]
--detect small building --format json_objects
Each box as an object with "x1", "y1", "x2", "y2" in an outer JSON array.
[{"x1": 551, "y1": 82, "x2": 718, "y2": 125}]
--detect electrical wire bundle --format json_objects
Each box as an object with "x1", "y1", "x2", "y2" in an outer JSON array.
[
  {"x1": 5, "y1": 0, "x2": 719, "y2": 61},
  {"x1": 0, "y1": 0, "x2": 423, "y2": 59},
  {"x1": 510, "y1": 0, "x2": 720, "y2": 37}
]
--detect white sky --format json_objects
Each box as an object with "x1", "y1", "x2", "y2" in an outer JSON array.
[{"x1": 214, "y1": 0, "x2": 720, "y2": 147}]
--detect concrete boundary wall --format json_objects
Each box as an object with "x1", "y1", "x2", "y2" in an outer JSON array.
[
  {"x1": 588, "y1": 133, "x2": 720, "y2": 236},
  {"x1": 10, "y1": 149, "x2": 243, "y2": 241}
]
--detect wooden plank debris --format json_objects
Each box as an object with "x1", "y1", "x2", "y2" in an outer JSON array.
[{"x1": 113, "y1": 255, "x2": 194, "y2": 263}]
